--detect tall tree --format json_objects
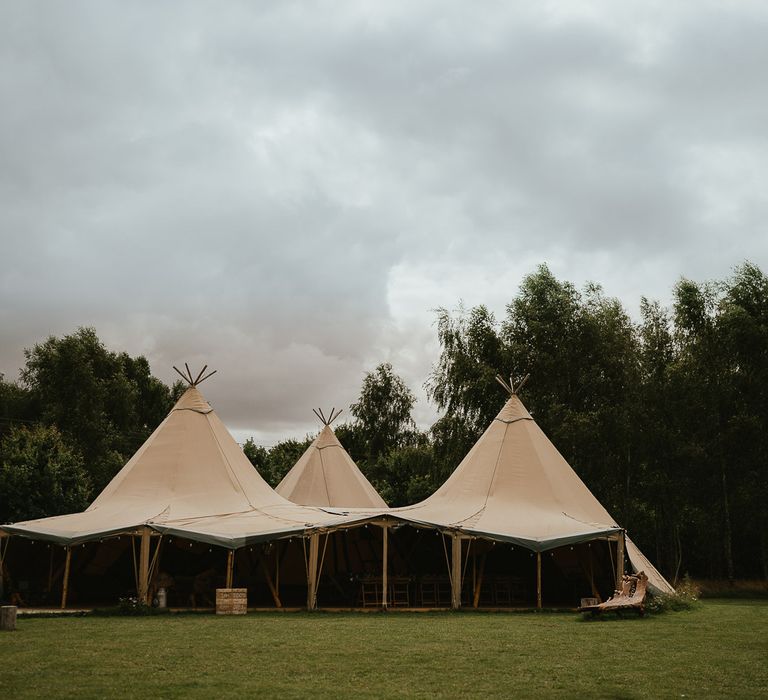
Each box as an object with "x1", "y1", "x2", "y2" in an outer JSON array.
[
  {"x1": 350, "y1": 363, "x2": 417, "y2": 461},
  {"x1": 0, "y1": 425, "x2": 91, "y2": 523},
  {"x1": 20, "y1": 327, "x2": 175, "y2": 490}
]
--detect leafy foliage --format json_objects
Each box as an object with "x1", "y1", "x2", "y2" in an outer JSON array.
[
  {"x1": 351, "y1": 362, "x2": 417, "y2": 461},
  {"x1": 0, "y1": 424, "x2": 91, "y2": 523},
  {"x1": 19, "y1": 328, "x2": 176, "y2": 490}
]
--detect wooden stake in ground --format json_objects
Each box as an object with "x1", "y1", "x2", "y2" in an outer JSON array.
[
  {"x1": 536, "y1": 552, "x2": 542, "y2": 609},
  {"x1": 0, "y1": 605, "x2": 16, "y2": 631},
  {"x1": 61, "y1": 546, "x2": 72, "y2": 609},
  {"x1": 451, "y1": 535, "x2": 462, "y2": 610}
]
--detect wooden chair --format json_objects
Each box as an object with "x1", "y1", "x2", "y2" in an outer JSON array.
[
  {"x1": 580, "y1": 572, "x2": 649, "y2": 616},
  {"x1": 360, "y1": 578, "x2": 381, "y2": 607},
  {"x1": 389, "y1": 578, "x2": 410, "y2": 607}
]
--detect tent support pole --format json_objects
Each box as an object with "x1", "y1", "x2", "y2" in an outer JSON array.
[
  {"x1": 451, "y1": 535, "x2": 462, "y2": 610},
  {"x1": 138, "y1": 527, "x2": 151, "y2": 604},
  {"x1": 0, "y1": 535, "x2": 9, "y2": 601},
  {"x1": 473, "y1": 550, "x2": 487, "y2": 609},
  {"x1": 47, "y1": 546, "x2": 55, "y2": 595},
  {"x1": 259, "y1": 553, "x2": 282, "y2": 608},
  {"x1": 226, "y1": 550, "x2": 235, "y2": 589},
  {"x1": 307, "y1": 534, "x2": 319, "y2": 610},
  {"x1": 61, "y1": 546, "x2": 72, "y2": 609},
  {"x1": 382, "y1": 525, "x2": 388, "y2": 610},
  {"x1": 616, "y1": 532, "x2": 625, "y2": 589},
  {"x1": 275, "y1": 542, "x2": 280, "y2": 593},
  {"x1": 536, "y1": 551, "x2": 542, "y2": 609}
]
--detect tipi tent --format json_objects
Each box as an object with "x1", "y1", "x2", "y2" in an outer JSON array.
[
  {"x1": 1, "y1": 369, "x2": 366, "y2": 605},
  {"x1": 395, "y1": 376, "x2": 674, "y2": 595},
  {"x1": 276, "y1": 409, "x2": 387, "y2": 508},
  {"x1": 3, "y1": 383, "x2": 350, "y2": 546}
]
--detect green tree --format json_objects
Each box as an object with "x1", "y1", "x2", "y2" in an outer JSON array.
[
  {"x1": 427, "y1": 304, "x2": 507, "y2": 438},
  {"x1": 242, "y1": 438, "x2": 269, "y2": 481},
  {"x1": 263, "y1": 437, "x2": 312, "y2": 488},
  {"x1": 718, "y1": 263, "x2": 768, "y2": 579},
  {"x1": 350, "y1": 363, "x2": 417, "y2": 461},
  {"x1": 0, "y1": 374, "x2": 36, "y2": 441},
  {"x1": 0, "y1": 425, "x2": 91, "y2": 523},
  {"x1": 20, "y1": 328, "x2": 175, "y2": 490}
]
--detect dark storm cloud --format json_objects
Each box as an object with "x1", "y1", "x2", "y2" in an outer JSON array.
[{"x1": 1, "y1": 1, "x2": 766, "y2": 440}]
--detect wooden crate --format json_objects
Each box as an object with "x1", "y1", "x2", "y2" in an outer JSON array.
[{"x1": 216, "y1": 588, "x2": 248, "y2": 615}]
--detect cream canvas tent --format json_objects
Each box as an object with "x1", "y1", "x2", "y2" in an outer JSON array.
[
  {"x1": 1, "y1": 368, "x2": 367, "y2": 606},
  {"x1": 3, "y1": 384, "x2": 353, "y2": 547},
  {"x1": 276, "y1": 409, "x2": 387, "y2": 508},
  {"x1": 393, "y1": 376, "x2": 674, "y2": 595}
]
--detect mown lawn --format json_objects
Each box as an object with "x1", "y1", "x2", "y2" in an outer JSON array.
[{"x1": 1, "y1": 600, "x2": 766, "y2": 699}]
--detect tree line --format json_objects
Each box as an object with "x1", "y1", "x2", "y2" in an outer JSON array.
[{"x1": 1, "y1": 262, "x2": 766, "y2": 582}]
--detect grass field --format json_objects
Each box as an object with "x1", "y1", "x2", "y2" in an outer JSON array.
[{"x1": 2, "y1": 600, "x2": 766, "y2": 699}]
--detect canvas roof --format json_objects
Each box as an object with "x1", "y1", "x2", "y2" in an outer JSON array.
[
  {"x1": 276, "y1": 422, "x2": 387, "y2": 508},
  {"x1": 392, "y1": 393, "x2": 674, "y2": 594},
  {"x1": 3, "y1": 386, "x2": 362, "y2": 546}
]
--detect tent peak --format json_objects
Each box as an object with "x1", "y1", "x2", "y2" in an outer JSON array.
[
  {"x1": 312, "y1": 407, "x2": 343, "y2": 426},
  {"x1": 172, "y1": 363, "x2": 217, "y2": 387},
  {"x1": 495, "y1": 372, "x2": 530, "y2": 396}
]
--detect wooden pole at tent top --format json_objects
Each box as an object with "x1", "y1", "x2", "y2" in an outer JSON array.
[
  {"x1": 382, "y1": 525, "x2": 388, "y2": 610},
  {"x1": 616, "y1": 532, "x2": 626, "y2": 589},
  {"x1": 306, "y1": 534, "x2": 319, "y2": 610},
  {"x1": 451, "y1": 535, "x2": 462, "y2": 610},
  {"x1": 138, "y1": 527, "x2": 151, "y2": 604},
  {"x1": 226, "y1": 550, "x2": 235, "y2": 589},
  {"x1": 61, "y1": 546, "x2": 72, "y2": 610},
  {"x1": 536, "y1": 552, "x2": 542, "y2": 609}
]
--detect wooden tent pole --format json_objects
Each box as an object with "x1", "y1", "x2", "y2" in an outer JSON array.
[
  {"x1": 536, "y1": 551, "x2": 542, "y2": 609},
  {"x1": 138, "y1": 527, "x2": 151, "y2": 604},
  {"x1": 473, "y1": 550, "x2": 487, "y2": 608},
  {"x1": 275, "y1": 542, "x2": 280, "y2": 592},
  {"x1": 451, "y1": 535, "x2": 462, "y2": 610},
  {"x1": 61, "y1": 546, "x2": 72, "y2": 609},
  {"x1": 616, "y1": 532, "x2": 626, "y2": 589},
  {"x1": 306, "y1": 534, "x2": 319, "y2": 610},
  {"x1": 226, "y1": 550, "x2": 235, "y2": 589},
  {"x1": 47, "y1": 546, "x2": 55, "y2": 595},
  {"x1": 259, "y1": 553, "x2": 282, "y2": 608},
  {"x1": 382, "y1": 525, "x2": 388, "y2": 610},
  {"x1": 0, "y1": 535, "x2": 8, "y2": 601}
]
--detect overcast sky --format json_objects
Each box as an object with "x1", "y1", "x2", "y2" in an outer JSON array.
[{"x1": 1, "y1": 1, "x2": 766, "y2": 444}]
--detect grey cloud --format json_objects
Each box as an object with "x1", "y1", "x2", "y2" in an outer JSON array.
[{"x1": 1, "y1": 1, "x2": 767, "y2": 439}]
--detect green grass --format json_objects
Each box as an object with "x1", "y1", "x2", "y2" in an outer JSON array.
[{"x1": 2, "y1": 601, "x2": 766, "y2": 699}]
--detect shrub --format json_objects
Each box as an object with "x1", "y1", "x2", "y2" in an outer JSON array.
[
  {"x1": 117, "y1": 596, "x2": 153, "y2": 616},
  {"x1": 646, "y1": 575, "x2": 701, "y2": 614}
]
